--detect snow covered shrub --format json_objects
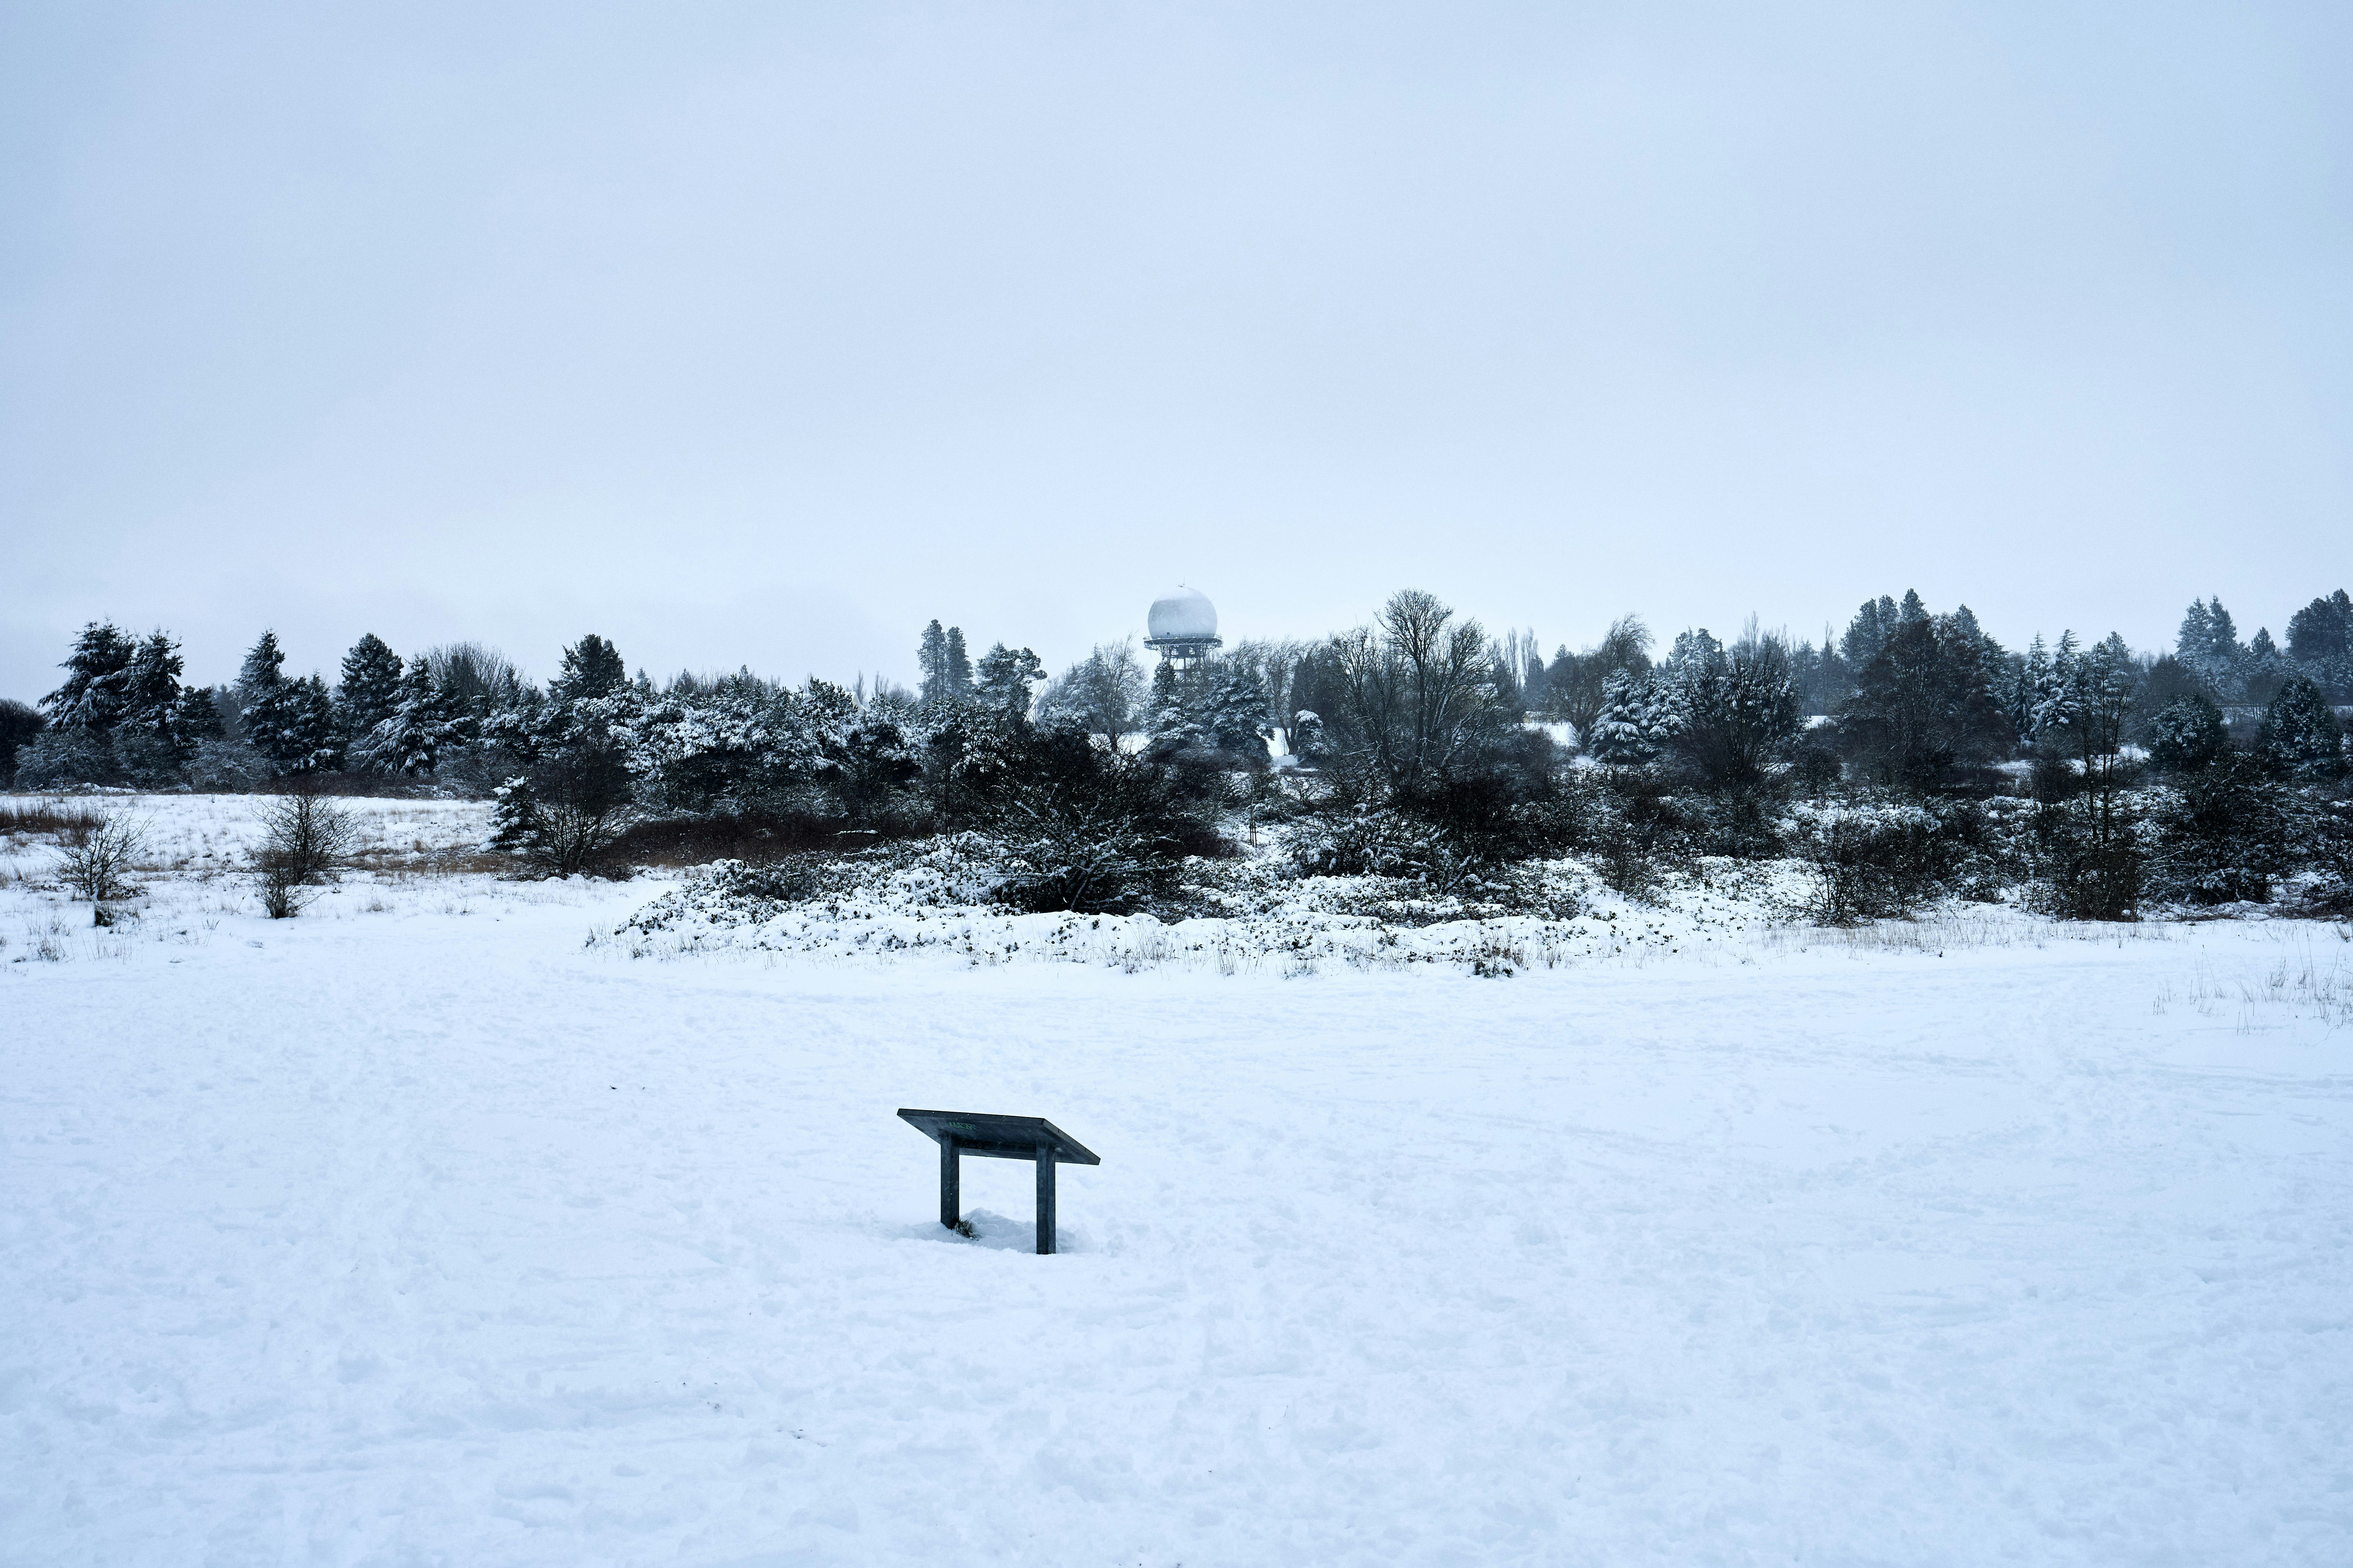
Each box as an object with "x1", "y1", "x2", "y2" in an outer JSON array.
[
  {"x1": 1571, "y1": 770, "x2": 1693, "y2": 899},
  {"x1": 2032, "y1": 793, "x2": 2144, "y2": 920},
  {"x1": 2293, "y1": 797, "x2": 2353, "y2": 915},
  {"x1": 2148, "y1": 753, "x2": 2292, "y2": 906},
  {"x1": 181, "y1": 738, "x2": 273, "y2": 792},
  {"x1": 1799, "y1": 814, "x2": 1941, "y2": 924},
  {"x1": 13, "y1": 725, "x2": 125, "y2": 789},
  {"x1": 980, "y1": 723, "x2": 1214, "y2": 914},
  {"x1": 2146, "y1": 693, "x2": 2228, "y2": 775},
  {"x1": 1791, "y1": 743, "x2": 1841, "y2": 797},
  {"x1": 55, "y1": 809, "x2": 145, "y2": 915}
]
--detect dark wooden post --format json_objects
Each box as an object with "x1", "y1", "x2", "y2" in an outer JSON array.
[
  {"x1": 940, "y1": 1135, "x2": 960, "y2": 1230},
  {"x1": 1035, "y1": 1139, "x2": 1056, "y2": 1255}
]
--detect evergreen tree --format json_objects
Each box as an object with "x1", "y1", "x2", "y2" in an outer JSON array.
[
  {"x1": 2150, "y1": 751, "x2": 2291, "y2": 904},
  {"x1": 338, "y1": 634, "x2": 405, "y2": 737},
  {"x1": 2256, "y1": 675, "x2": 2346, "y2": 780},
  {"x1": 2012, "y1": 635, "x2": 2050, "y2": 740},
  {"x1": 1144, "y1": 660, "x2": 1210, "y2": 756},
  {"x1": 917, "y1": 621, "x2": 951, "y2": 704},
  {"x1": 2146, "y1": 693, "x2": 2227, "y2": 774},
  {"x1": 943, "y1": 627, "x2": 973, "y2": 700},
  {"x1": 1658, "y1": 629, "x2": 1803, "y2": 791},
  {"x1": 552, "y1": 634, "x2": 627, "y2": 703},
  {"x1": 1587, "y1": 671, "x2": 1660, "y2": 765},
  {"x1": 2284, "y1": 588, "x2": 2353, "y2": 697},
  {"x1": 1836, "y1": 614, "x2": 2012, "y2": 791},
  {"x1": 2179, "y1": 596, "x2": 2246, "y2": 694},
  {"x1": 121, "y1": 631, "x2": 182, "y2": 722},
  {"x1": 174, "y1": 686, "x2": 225, "y2": 744},
  {"x1": 284, "y1": 675, "x2": 344, "y2": 773},
  {"x1": 0, "y1": 699, "x2": 44, "y2": 788},
  {"x1": 2029, "y1": 631, "x2": 2080, "y2": 740},
  {"x1": 973, "y1": 644, "x2": 1046, "y2": 716},
  {"x1": 1839, "y1": 596, "x2": 1899, "y2": 668},
  {"x1": 42, "y1": 621, "x2": 135, "y2": 731},
  {"x1": 353, "y1": 659, "x2": 462, "y2": 775},
  {"x1": 237, "y1": 631, "x2": 310, "y2": 769},
  {"x1": 1205, "y1": 668, "x2": 1273, "y2": 757},
  {"x1": 1897, "y1": 589, "x2": 1929, "y2": 626}
]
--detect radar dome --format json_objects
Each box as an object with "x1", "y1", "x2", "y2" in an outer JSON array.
[{"x1": 1147, "y1": 586, "x2": 1218, "y2": 642}]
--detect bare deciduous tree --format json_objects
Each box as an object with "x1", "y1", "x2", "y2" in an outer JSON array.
[
  {"x1": 1326, "y1": 590, "x2": 1500, "y2": 786},
  {"x1": 252, "y1": 792, "x2": 360, "y2": 918},
  {"x1": 56, "y1": 809, "x2": 146, "y2": 919}
]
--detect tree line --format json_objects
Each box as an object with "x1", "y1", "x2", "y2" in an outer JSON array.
[{"x1": 3, "y1": 586, "x2": 2347, "y2": 912}]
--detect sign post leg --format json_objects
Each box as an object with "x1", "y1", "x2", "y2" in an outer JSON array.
[
  {"x1": 1035, "y1": 1143, "x2": 1056, "y2": 1255},
  {"x1": 940, "y1": 1136, "x2": 960, "y2": 1230}
]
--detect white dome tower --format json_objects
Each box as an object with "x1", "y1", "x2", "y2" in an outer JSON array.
[{"x1": 1144, "y1": 585, "x2": 1222, "y2": 671}]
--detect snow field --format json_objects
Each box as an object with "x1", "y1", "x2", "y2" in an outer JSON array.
[{"x1": 2, "y1": 794, "x2": 2351, "y2": 1564}]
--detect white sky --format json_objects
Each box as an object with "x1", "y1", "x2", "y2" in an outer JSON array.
[{"x1": 4, "y1": 2, "x2": 2348, "y2": 697}]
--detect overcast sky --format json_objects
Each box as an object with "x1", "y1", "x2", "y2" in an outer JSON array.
[{"x1": 4, "y1": 1, "x2": 2347, "y2": 697}]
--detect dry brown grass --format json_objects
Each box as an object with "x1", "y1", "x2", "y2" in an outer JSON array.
[{"x1": 0, "y1": 798, "x2": 109, "y2": 837}]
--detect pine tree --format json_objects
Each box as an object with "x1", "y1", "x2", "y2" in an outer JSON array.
[
  {"x1": 2285, "y1": 589, "x2": 2353, "y2": 697},
  {"x1": 973, "y1": 644, "x2": 1046, "y2": 716},
  {"x1": 917, "y1": 621, "x2": 950, "y2": 704},
  {"x1": 2030, "y1": 631, "x2": 2080, "y2": 740},
  {"x1": 2013, "y1": 635, "x2": 2049, "y2": 738},
  {"x1": 2147, "y1": 693, "x2": 2227, "y2": 774},
  {"x1": 1206, "y1": 668, "x2": 1273, "y2": 757},
  {"x1": 353, "y1": 659, "x2": 461, "y2": 775},
  {"x1": 2256, "y1": 675, "x2": 2346, "y2": 780},
  {"x1": 119, "y1": 632, "x2": 185, "y2": 738},
  {"x1": 285, "y1": 675, "x2": 344, "y2": 773},
  {"x1": 1839, "y1": 596, "x2": 1899, "y2": 669},
  {"x1": 338, "y1": 634, "x2": 405, "y2": 737},
  {"x1": 1897, "y1": 589, "x2": 1929, "y2": 626},
  {"x1": 238, "y1": 631, "x2": 311, "y2": 769},
  {"x1": 552, "y1": 634, "x2": 627, "y2": 703},
  {"x1": 1587, "y1": 671, "x2": 1658, "y2": 764},
  {"x1": 110, "y1": 631, "x2": 191, "y2": 776},
  {"x1": 943, "y1": 627, "x2": 973, "y2": 700},
  {"x1": 1144, "y1": 660, "x2": 1209, "y2": 756},
  {"x1": 42, "y1": 622, "x2": 135, "y2": 730}
]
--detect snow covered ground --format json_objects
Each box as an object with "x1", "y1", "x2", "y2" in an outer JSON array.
[{"x1": 4, "y1": 795, "x2": 2352, "y2": 1564}]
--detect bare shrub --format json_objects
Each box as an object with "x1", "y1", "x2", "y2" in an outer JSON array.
[
  {"x1": 55, "y1": 810, "x2": 146, "y2": 916},
  {"x1": 1803, "y1": 817, "x2": 1936, "y2": 925},
  {"x1": 251, "y1": 793, "x2": 360, "y2": 918}
]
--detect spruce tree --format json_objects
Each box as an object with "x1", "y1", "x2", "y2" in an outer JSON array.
[
  {"x1": 354, "y1": 660, "x2": 460, "y2": 775},
  {"x1": 552, "y1": 634, "x2": 626, "y2": 703},
  {"x1": 237, "y1": 631, "x2": 309, "y2": 769},
  {"x1": 285, "y1": 675, "x2": 344, "y2": 773},
  {"x1": 973, "y1": 644, "x2": 1045, "y2": 716},
  {"x1": 338, "y1": 634, "x2": 405, "y2": 736},
  {"x1": 2256, "y1": 675, "x2": 2346, "y2": 780},
  {"x1": 117, "y1": 631, "x2": 186, "y2": 744},
  {"x1": 943, "y1": 627, "x2": 973, "y2": 700},
  {"x1": 917, "y1": 620, "x2": 950, "y2": 704},
  {"x1": 2147, "y1": 693, "x2": 2227, "y2": 774},
  {"x1": 42, "y1": 622, "x2": 134, "y2": 731},
  {"x1": 1206, "y1": 668, "x2": 1273, "y2": 756},
  {"x1": 1587, "y1": 672, "x2": 1657, "y2": 764}
]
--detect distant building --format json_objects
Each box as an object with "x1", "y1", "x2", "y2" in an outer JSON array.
[{"x1": 1143, "y1": 586, "x2": 1221, "y2": 673}]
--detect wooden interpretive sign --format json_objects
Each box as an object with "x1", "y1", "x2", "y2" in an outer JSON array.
[{"x1": 897, "y1": 1109, "x2": 1100, "y2": 1256}]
